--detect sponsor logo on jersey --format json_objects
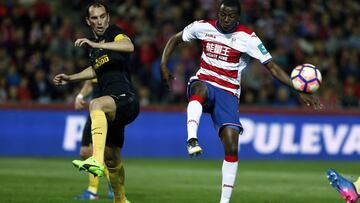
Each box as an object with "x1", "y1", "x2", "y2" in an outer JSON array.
[
  {"x1": 94, "y1": 54, "x2": 109, "y2": 69},
  {"x1": 205, "y1": 42, "x2": 231, "y2": 61}
]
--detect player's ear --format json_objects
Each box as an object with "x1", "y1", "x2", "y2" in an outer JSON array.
[
  {"x1": 85, "y1": 17, "x2": 91, "y2": 26},
  {"x1": 106, "y1": 13, "x2": 110, "y2": 24}
]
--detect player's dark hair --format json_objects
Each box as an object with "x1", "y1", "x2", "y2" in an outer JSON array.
[
  {"x1": 219, "y1": 0, "x2": 241, "y2": 15},
  {"x1": 85, "y1": 1, "x2": 109, "y2": 18}
]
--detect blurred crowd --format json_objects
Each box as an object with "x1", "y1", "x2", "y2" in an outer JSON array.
[{"x1": 0, "y1": 0, "x2": 359, "y2": 108}]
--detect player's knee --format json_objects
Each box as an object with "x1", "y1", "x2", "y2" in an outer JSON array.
[
  {"x1": 225, "y1": 144, "x2": 238, "y2": 156},
  {"x1": 190, "y1": 82, "x2": 208, "y2": 99},
  {"x1": 104, "y1": 148, "x2": 121, "y2": 168},
  {"x1": 89, "y1": 99, "x2": 103, "y2": 111},
  {"x1": 104, "y1": 156, "x2": 121, "y2": 168}
]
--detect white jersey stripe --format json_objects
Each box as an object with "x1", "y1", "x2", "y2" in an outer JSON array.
[{"x1": 200, "y1": 59, "x2": 238, "y2": 79}]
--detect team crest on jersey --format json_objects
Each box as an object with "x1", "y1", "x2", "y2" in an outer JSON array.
[{"x1": 257, "y1": 43, "x2": 268, "y2": 55}]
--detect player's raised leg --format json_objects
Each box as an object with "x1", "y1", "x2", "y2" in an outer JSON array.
[
  {"x1": 219, "y1": 126, "x2": 239, "y2": 203},
  {"x1": 187, "y1": 82, "x2": 207, "y2": 156},
  {"x1": 73, "y1": 96, "x2": 116, "y2": 177},
  {"x1": 326, "y1": 169, "x2": 359, "y2": 203}
]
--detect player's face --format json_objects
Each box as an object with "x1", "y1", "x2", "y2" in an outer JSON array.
[
  {"x1": 218, "y1": 4, "x2": 239, "y2": 32},
  {"x1": 86, "y1": 5, "x2": 110, "y2": 36}
]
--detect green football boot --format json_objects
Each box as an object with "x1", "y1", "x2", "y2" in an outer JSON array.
[{"x1": 72, "y1": 156, "x2": 105, "y2": 177}]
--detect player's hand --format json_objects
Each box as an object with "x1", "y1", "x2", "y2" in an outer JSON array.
[
  {"x1": 53, "y1": 73, "x2": 70, "y2": 85},
  {"x1": 298, "y1": 92, "x2": 323, "y2": 110},
  {"x1": 74, "y1": 95, "x2": 86, "y2": 110},
  {"x1": 160, "y1": 64, "x2": 175, "y2": 90},
  {"x1": 75, "y1": 38, "x2": 97, "y2": 48}
]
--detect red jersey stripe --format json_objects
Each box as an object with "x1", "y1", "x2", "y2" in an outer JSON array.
[
  {"x1": 198, "y1": 73, "x2": 239, "y2": 89},
  {"x1": 200, "y1": 59, "x2": 238, "y2": 78}
]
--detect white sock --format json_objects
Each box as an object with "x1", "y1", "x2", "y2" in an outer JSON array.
[
  {"x1": 220, "y1": 160, "x2": 238, "y2": 203},
  {"x1": 187, "y1": 100, "x2": 203, "y2": 141}
]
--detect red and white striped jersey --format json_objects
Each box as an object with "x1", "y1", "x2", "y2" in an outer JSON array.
[{"x1": 182, "y1": 20, "x2": 272, "y2": 97}]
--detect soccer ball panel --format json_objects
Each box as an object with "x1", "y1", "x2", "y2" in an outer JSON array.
[
  {"x1": 292, "y1": 76, "x2": 305, "y2": 91},
  {"x1": 306, "y1": 80, "x2": 320, "y2": 93},
  {"x1": 301, "y1": 67, "x2": 316, "y2": 81},
  {"x1": 291, "y1": 66, "x2": 301, "y2": 78}
]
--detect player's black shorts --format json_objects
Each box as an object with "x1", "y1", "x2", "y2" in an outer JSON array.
[
  {"x1": 107, "y1": 92, "x2": 139, "y2": 148},
  {"x1": 81, "y1": 92, "x2": 139, "y2": 148}
]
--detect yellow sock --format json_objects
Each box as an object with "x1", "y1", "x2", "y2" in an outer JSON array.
[
  {"x1": 108, "y1": 161, "x2": 126, "y2": 203},
  {"x1": 354, "y1": 177, "x2": 360, "y2": 193},
  {"x1": 87, "y1": 174, "x2": 99, "y2": 194},
  {"x1": 90, "y1": 110, "x2": 107, "y2": 164}
]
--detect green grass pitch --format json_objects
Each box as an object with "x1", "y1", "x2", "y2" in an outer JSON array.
[{"x1": 0, "y1": 157, "x2": 358, "y2": 203}]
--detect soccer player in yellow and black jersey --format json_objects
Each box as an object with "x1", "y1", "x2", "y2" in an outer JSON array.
[{"x1": 53, "y1": 2, "x2": 138, "y2": 203}]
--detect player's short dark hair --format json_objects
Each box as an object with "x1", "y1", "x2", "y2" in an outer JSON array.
[
  {"x1": 85, "y1": 1, "x2": 109, "y2": 18},
  {"x1": 219, "y1": 0, "x2": 241, "y2": 15}
]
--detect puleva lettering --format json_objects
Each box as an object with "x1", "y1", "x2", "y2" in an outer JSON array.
[{"x1": 239, "y1": 118, "x2": 360, "y2": 156}]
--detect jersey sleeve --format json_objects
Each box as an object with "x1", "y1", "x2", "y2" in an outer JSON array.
[
  {"x1": 108, "y1": 25, "x2": 130, "y2": 42},
  {"x1": 182, "y1": 21, "x2": 202, "y2": 42},
  {"x1": 246, "y1": 33, "x2": 272, "y2": 64}
]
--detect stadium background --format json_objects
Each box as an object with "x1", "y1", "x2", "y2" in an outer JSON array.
[{"x1": 0, "y1": 0, "x2": 359, "y2": 203}]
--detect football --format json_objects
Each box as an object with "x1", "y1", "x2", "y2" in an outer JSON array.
[{"x1": 290, "y1": 64, "x2": 322, "y2": 94}]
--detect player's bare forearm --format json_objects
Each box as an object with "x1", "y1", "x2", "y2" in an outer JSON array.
[
  {"x1": 96, "y1": 40, "x2": 134, "y2": 52},
  {"x1": 160, "y1": 32, "x2": 184, "y2": 68},
  {"x1": 69, "y1": 66, "x2": 96, "y2": 82},
  {"x1": 78, "y1": 80, "x2": 93, "y2": 97},
  {"x1": 160, "y1": 32, "x2": 184, "y2": 88},
  {"x1": 265, "y1": 61, "x2": 293, "y2": 88}
]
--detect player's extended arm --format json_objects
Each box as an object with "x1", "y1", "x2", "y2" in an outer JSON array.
[
  {"x1": 264, "y1": 61, "x2": 322, "y2": 109},
  {"x1": 75, "y1": 38, "x2": 134, "y2": 53},
  {"x1": 95, "y1": 38, "x2": 134, "y2": 52},
  {"x1": 68, "y1": 66, "x2": 96, "y2": 82},
  {"x1": 160, "y1": 31, "x2": 184, "y2": 88},
  {"x1": 264, "y1": 61, "x2": 293, "y2": 88},
  {"x1": 53, "y1": 66, "x2": 96, "y2": 85}
]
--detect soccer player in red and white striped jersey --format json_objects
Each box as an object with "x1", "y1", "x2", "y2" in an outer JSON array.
[{"x1": 160, "y1": 0, "x2": 321, "y2": 202}]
